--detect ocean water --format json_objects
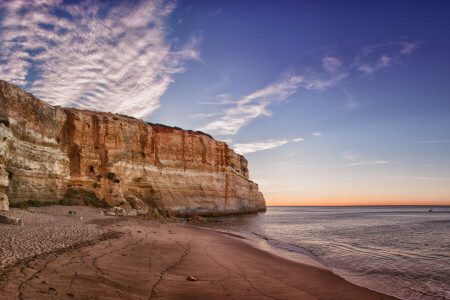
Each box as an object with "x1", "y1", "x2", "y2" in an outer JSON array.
[{"x1": 193, "y1": 206, "x2": 450, "y2": 300}]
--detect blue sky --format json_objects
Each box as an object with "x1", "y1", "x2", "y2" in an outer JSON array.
[{"x1": 1, "y1": 0, "x2": 449, "y2": 205}]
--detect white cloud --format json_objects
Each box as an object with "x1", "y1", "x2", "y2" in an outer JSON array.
[
  {"x1": 312, "y1": 132, "x2": 323, "y2": 137},
  {"x1": 0, "y1": 0, "x2": 199, "y2": 119},
  {"x1": 292, "y1": 137, "x2": 305, "y2": 142},
  {"x1": 381, "y1": 140, "x2": 450, "y2": 147},
  {"x1": 400, "y1": 41, "x2": 420, "y2": 55},
  {"x1": 357, "y1": 55, "x2": 392, "y2": 75},
  {"x1": 340, "y1": 152, "x2": 389, "y2": 167},
  {"x1": 190, "y1": 112, "x2": 220, "y2": 118},
  {"x1": 198, "y1": 39, "x2": 418, "y2": 137},
  {"x1": 339, "y1": 86, "x2": 362, "y2": 110},
  {"x1": 232, "y1": 139, "x2": 289, "y2": 155},
  {"x1": 231, "y1": 136, "x2": 304, "y2": 155},
  {"x1": 340, "y1": 151, "x2": 359, "y2": 160},
  {"x1": 322, "y1": 56, "x2": 342, "y2": 73},
  {"x1": 379, "y1": 55, "x2": 392, "y2": 67},
  {"x1": 355, "y1": 40, "x2": 419, "y2": 75},
  {"x1": 198, "y1": 75, "x2": 303, "y2": 135},
  {"x1": 344, "y1": 160, "x2": 389, "y2": 167},
  {"x1": 198, "y1": 69, "x2": 349, "y2": 136},
  {"x1": 199, "y1": 94, "x2": 237, "y2": 105},
  {"x1": 220, "y1": 138, "x2": 233, "y2": 144},
  {"x1": 302, "y1": 72, "x2": 348, "y2": 90}
]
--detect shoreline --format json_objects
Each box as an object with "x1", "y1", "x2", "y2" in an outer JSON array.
[
  {"x1": 185, "y1": 225, "x2": 329, "y2": 271},
  {"x1": 186, "y1": 224, "x2": 406, "y2": 300},
  {"x1": 188, "y1": 206, "x2": 450, "y2": 300},
  {"x1": 0, "y1": 207, "x2": 399, "y2": 299}
]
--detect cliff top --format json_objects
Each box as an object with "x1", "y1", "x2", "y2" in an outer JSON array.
[
  {"x1": 0, "y1": 80, "x2": 215, "y2": 141},
  {"x1": 64, "y1": 107, "x2": 215, "y2": 140}
]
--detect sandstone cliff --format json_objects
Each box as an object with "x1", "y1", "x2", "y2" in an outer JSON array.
[{"x1": 0, "y1": 80, "x2": 265, "y2": 215}]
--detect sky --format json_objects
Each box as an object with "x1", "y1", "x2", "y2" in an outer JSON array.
[{"x1": 0, "y1": 0, "x2": 449, "y2": 206}]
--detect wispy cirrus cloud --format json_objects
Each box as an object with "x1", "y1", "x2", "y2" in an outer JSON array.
[
  {"x1": 356, "y1": 55, "x2": 391, "y2": 75},
  {"x1": 0, "y1": 0, "x2": 199, "y2": 118},
  {"x1": 190, "y1": 112, "x2": 221, "y2": 119},
  {"x1": 322, "y1": 56, "x2": 342, "y2": 73},
  {"x1": 312, "y1": 132, "x2": 323, "y2": 137},
  {"x1": 340, "y1": 151, "x2": 360, "y2": 160},
  {"x1": 354, "y1": 40, "x2": 420, "y2": 75},
  {"x1": 344, "y1": 160, "x2": 389, "y2": 167},
  {"x1": 231, "y1": 137, "x2": 304, "y2": 155},
  {"x1": 199, "y1": 39, "x2": 419, "y2": 137},
  {"x1": 198, "y1": 65, "x2": 349, "y2": 136},
  {"x1": 305, "y1": 57, "x2": 349, "y2": 89},
  {"x1": 198, "y1": 93, "x2": 237, "y2": 105},
  {"x1": 232, "y1": 139, "x2": 289, "y2": 155},
  {"x1": 381, "y1": 139, "x2": 450, "y2": 147},
  {"x1": 340, "y1": 150, "x2": 388, "y2": 166},
  {"x1": 400, "y1": 41, "x2": 420, "y2": 55},
  {"x1": 339, "y1": 85, "x2": 362, "y2": 109},
  {"x1": 198, "y1": 75, "x2": 304, "y2": 135}
]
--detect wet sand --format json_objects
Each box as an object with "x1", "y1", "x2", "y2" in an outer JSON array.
[{"x1": 0, "y1": 209, "x2": 398, "y2": 299}]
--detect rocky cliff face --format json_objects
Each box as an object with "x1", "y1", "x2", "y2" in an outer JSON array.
[{"x1": 0, "y1": 80, "x2": 265, "y2": 215}]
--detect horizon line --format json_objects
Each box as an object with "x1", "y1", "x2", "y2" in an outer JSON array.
[{"x1": 266, "y1": 204, "x2": 450, "y2": 207}]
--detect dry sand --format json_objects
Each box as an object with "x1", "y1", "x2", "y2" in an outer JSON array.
[
  {"x1": 0, "y1": 207, "x2": 398, "y2": 299},
  {"x1": 0, "y1": 206, "x2": 112, "y2": 268}
]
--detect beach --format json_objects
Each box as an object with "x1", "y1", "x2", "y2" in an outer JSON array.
[
  {"x1": 192, "y1": 206, "x2": 450, "y2": 300},
  {"x1": 0, "y1": 206, "x2": 112, "y2": 268},
  {"x1": 0, "y1": 207, "x2": 397, "y2": 300}
]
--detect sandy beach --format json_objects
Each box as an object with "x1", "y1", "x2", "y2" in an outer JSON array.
[
  {"x1": 0, "y1": 206, "x2": 113, "y2": 268},
  {"x1": 0, "y1": 207, "x2": 398, "y2": 300}
]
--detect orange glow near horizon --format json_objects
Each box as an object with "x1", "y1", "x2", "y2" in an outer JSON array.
[{"x1": 265, "y1": 195, "x2": 450, "y2": 206}]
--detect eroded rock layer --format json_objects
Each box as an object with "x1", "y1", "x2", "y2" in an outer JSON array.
[{"x1": 0, "y1": 80, "x2": 265, "y2": 215}]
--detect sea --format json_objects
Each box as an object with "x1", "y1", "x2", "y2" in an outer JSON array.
[{"x1": 192, "y1": 206, "x2": 450, "y2": 300}]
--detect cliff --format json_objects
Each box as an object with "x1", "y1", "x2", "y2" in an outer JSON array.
[{"x1": 0, "y1": 80, "x2": 265, "y2": 215}]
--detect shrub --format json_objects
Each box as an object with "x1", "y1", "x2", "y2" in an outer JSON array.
[
  {"x1": 62, "y1": 188, "x2": 111, "y2": 208},
  {"x1": 10, "y1": 199, "x2": 56, "y2": 208},
  {"x1": 58, "y1": 198, "x2": 79, "y2": 206},
  {"x1": 195, "y1": 130, "x2": 214, "y2": 139},
  {"x1": 9, "y1": 190, "x2": 111, "y2": 209}
]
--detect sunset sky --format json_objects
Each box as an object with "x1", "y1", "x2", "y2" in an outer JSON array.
[{"x1": 1, "y1": 0, "x2": 449, "y2": 206}]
